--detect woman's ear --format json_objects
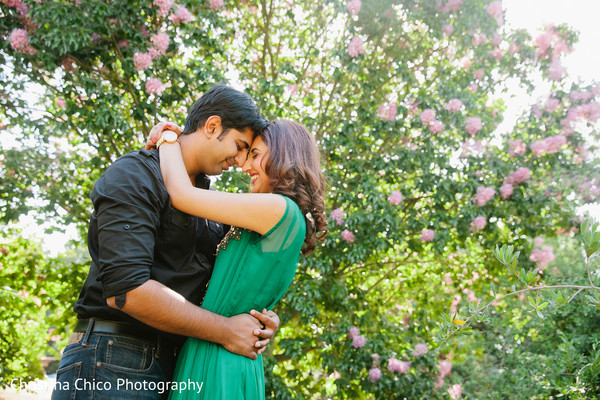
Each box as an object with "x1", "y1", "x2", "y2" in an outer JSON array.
[{"x1": 204, "y1": 115, "x2": 223, "y2": 138}]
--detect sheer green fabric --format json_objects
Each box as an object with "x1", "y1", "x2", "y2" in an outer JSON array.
[{"x1": 168, "y1": 196, "x2": 305, "y2": 400}]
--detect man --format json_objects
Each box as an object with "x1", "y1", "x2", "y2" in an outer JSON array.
[{"x1": 52, "y1": 85, "x2": 276, "y2": 400}]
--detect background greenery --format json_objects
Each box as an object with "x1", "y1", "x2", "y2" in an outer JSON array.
[{"x1": 1, "y1": 0, "x2": 599, "y2": 398}]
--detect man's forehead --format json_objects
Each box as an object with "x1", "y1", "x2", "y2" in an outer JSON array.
[{"x1": 230, "y1": 127, "x2": 253, "y2": 147}]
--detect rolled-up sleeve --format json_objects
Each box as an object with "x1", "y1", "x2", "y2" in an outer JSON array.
[{"x1": 92, "y1": 155, "x2": 165, "y2": 298}]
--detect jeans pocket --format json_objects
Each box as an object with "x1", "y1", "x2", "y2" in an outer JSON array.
[
  {"x1": 52, "y1": 361, "x2": 82, "y2": 400},
  {"x1": 98, "y1": 335, "x2": 156, "y2": 373}
]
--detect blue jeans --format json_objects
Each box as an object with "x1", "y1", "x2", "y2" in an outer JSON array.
[{"x1": 51, "y1": 331, "x2": 175, "y2": 400}]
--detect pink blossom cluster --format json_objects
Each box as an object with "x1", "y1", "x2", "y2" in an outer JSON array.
[
  {"x1": 473, "y1": 186, "x2": 495, "y2": 207},
  {"x1": 421, "y1": 229, "x2": 435, "y2": 242},
  {"x1": 491, "y1": 33, "x2": 502, "y2": 47},
  {"x1": 348, "y1": 37, "x2": 365, "y2": 57},
  {"x1": 286, "y1": 84, "x2": 299, "y2": 96},
  {"x1": 504, "y1": 167, "x2": 531, "y2": 185},
  {"x1": 348, "y1": 326, "x2": 366, "y2": 348},
  {"x1": 145, "y1": 78, "x2": 165, "y2": 95},
  {"x1": 473, "y1": 69, "x2": 484, "y2": 80},
  {"x1": 368, "y1": 367, "x2": 381, "y2": 382},
  {"x1": 388, "y1": 358, "x2": 410, "y2": 373},
  {"x1": 465, "y1": 117, "x2": 482, "y2": 135},
  {"x1": 573, "y1": 144, "x2": 589, "y2": 164},
  {"x1": 508, "y1": 140, "x2": 526, "y2": 156},
  {"x1": 575, "y1": 102, "x2": 600, "y2": 123},
  {"x1": 153, "y1": 0, "x2": 173, "y2": 16},
  {"x1": 420, "y1": 109, "x2": 435, "y2": 123},
  {"x1": 448, "y1": 383, "x2": 463, "y2": 399},
  {"x1": 388, "y1": 191, "x2": 403, "y2": 205},
  {"x1": 578, "y1": 178, "x2": 600, "y2": 201},
  {"x1": 530, "y1": 135, "x2": 567, "y2": 156},
  {"x1": 486, "y1": 1, "x2": 503, "y2": 25},
  {"x1": 133, "y1": 52, "x2": 153, "y2": 71},
  {"x1": 488, "y1": 48, "x2": 504, "y2": 62},
  {"x1": 209, "y1": 0, "x2": 225, "y2": 10},
  {"x1": 378, "y1": 102, "x2": 397, "y2": 121},
  {"x1": 434, "y1": 360, "x2": 453, "y2": 387},
  {"x1": 151, "y1": 32, "x2": 170, "y2": 56},
  {"x1": 341, "y1": 229, "x2": 355, "y2": 243},
  {"x1": 534, "y1": 25, "x2": 572, "y2": 59},
  {"x1": 346, "y1": 0, "x2": 361, "y2": 16},
  {"x1": 445, "y1": 98, "x2": 463, "y2": 112},
  {"x1": 171, "y1": 5, "x2": 193, "y2": 24},
  {"x1": 547, "y1": 58, "x2": 566, "y2": 81},
  {"x1": 330, "y1": 208, "x2": 345, "y2": 225},
  {"x1": 500, "y1": 183, "x2": 513, "y2": 200},
  {"x1": 471, "y1": 33, "x2": 487, "y2": 46},
  {"x1": 545, "y1": 97, "x2": 560, "y2": 113},
  {"x1": 412, "y1": 343, "x2": 428, "y2": 356},
  {"x1": 470, "y1": 216, "x2": 487, "y2": 233},
  {"x1": 9, "y1": 29, "x2": 37, "y2": 55},
  {"x1": 530, "y1": 246, "x2": 555, "y2": 270},
  {"x1": 443, "y1": 24, "x2": 453, "y2": 37},
  {"x1": 55, "y1": 99, "x2": 66, "y2": 109},
  {"x1": 439, "y1": 0, "x2": 463, "y2": 12}
]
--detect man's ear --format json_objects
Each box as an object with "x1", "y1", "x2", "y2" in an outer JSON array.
[{"x1": 203, "y1": 115, "x2": 223, "y2": 139}]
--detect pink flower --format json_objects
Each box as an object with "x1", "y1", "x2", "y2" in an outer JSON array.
[
  {"x1": 473, "y1": 186, "x2": 495, "y2": 206},
  {"x1": 388, "y1": 191, "x2": 403, "y2": 205},
  {"x1": 348, "y1": 326, "x2": 360, "y2": 339},
  {"x1": 465, "y1": 117, "x2": 482, "y2": 135},
  {"x1": 443, "y1": 24, "x2": 453, "y2": 36},
  {"x1": 486, "y1": 1, "x2": 503, "y2": 25},
  {"x1": 462, "y1": 58, "x2": 472, "y2": 71},
  {"x1": 55, "y1": 99, "x2": 66, "y2": 109},
  {"x1": 470, "y1": 216, "x2": 487, "y2": 233},
  {"x1": 488, "y1": 48, "x2": 504, "y2": 61},
  {"x1": 341, "y1": 229, "x2": 355, "y2": 243},
  {"x1": 530, "y1": 246, "x2": 555, "y2": 270},
  {"x1": 145, "y1": 78, "x2": 165, "y2": 95},
  {"x1": 9, "y1": 28, "x2": 36, "y2": 55},
  {"x1": 434, "y1": 374, "x2": 445, "y2": 387},
  {"x1": 441, "y1": 0, "x2": 463, "y2": 12},
  {"x1": 439, "y1": 360, "x2": 452, "y2": 378},
  {"x1": 448, "y1": 383, "x2": 463, "y2": 399},
  {"x1": 420, "y1": 109, "x2": 436, "y2": 124},
  {"x1": 468, "y1": 84, "x2": 478, "y2": 93},
  {"x1": 505, "y1": 167, "x2": 531, "y2": 185},
  {"x1": 388, "y1": 358, "x2": 411, "y2": 373},
  {"x1": 473, "y1": 69, "x2": 484, "y2": 80},
  {"x1": 378, "y1": 102, "x2": 397, "y2": 121},
  {"x1": 348, "y1": 37, "x2": 365, "y2": 57},
  {"x1": 171, "y1": 5, "x2": 193, "y2": 24},
  {"x1": 545, "y1": 97, "x2": 560, "y2": 113},
  {"x1": 352, "y1": 334, "x2": 366, "y2": 348},
  {"x1": 445, "y1": 99, "x2": 463, "y2": 112},
  {"x1": 429, "y1": 120, "x2": 444, "y2": 134},
  {"x1": 151, "y1": 32, "x2": 170, "y2": 56},
  {"x1": 286, "y1": 84, "x2": 299, "y2": 96},
  {"x1": 548, "y1": 58, "x2": 566, "y2": 81},
  {"x1": 346, "y1": 0, "x2": 361, "y2": 16},
  {"x1": 500, "y1": 183, "x2": 513, "y2": 199},
  {"x1": 535, "y1": 31, "x2": 553, "y2": 57},
  {"x1": 508, "y1": 140, "x2": 526, "y2": 156},
  {"x1": 330, "y1": 208, "x2": 345, "y2": 225},
  {"x1": 368, "y1": 367, "x2": 381, "y2": 382},
  {"x1": 153, "y1": 0, "x2": 173, "y2": 16},
  {"x1": 209, "y1": 0, "x2": 225, "y2": 10},
  {"x1": 472, "y1": 33, "x2": 487, "y2": 46},
  {"x1": 534, "y1": 236, "x2": 545, "y2": 247},
  {"x1": 491, "y1": 33, "x2": 502, "y2": 47},
  {"x1": 545, "y1": 135, "x2": 567, "y2": 153},
  {"x1": 133, "y1": 52, "x2": 152, "y2": 71},
  {"x1": 420, "y1": 229, "x2": 435, "y2": 242},
  {"x1": 412, "y1": 343, "x2": 428, "y2": 356}
]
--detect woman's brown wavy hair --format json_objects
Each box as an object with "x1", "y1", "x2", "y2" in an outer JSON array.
[{"x1": 258, "y1": 120, "x2": 327, "y2": 255}]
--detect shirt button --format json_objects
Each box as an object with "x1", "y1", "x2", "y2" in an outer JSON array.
[{"x1": 124, "y1": 224, "x2": 130, "y2": 230}]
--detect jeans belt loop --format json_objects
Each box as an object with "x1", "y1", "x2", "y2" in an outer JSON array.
[{"x1": 81, "y1": 318, "x2": 95, "y2": 347}]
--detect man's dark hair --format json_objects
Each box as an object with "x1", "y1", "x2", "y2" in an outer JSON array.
[{"x1": 182, "y1": 84, "x2": 268, "y2": 137}]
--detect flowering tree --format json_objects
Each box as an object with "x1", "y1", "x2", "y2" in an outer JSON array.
[{"x1": 1, "y1": 0, "x2": 599, "y2": 397}]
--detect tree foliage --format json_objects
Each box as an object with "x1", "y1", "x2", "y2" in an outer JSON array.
[{"x1": 1, "y1": 0, "x2": 599, "y2": 397}]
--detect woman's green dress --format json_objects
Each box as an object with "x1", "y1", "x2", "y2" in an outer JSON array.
[{"x1": 169, "y1": 196, "x2": 305, "y2": 399}]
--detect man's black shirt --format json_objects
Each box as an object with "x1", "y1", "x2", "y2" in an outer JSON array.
[{"x1": 73, "y1": 149, "x2": 224, "y2": 341}]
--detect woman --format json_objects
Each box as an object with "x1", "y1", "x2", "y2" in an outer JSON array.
[{"x1": 152, "y1": 120, "x2": 326, "y2": 399}]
